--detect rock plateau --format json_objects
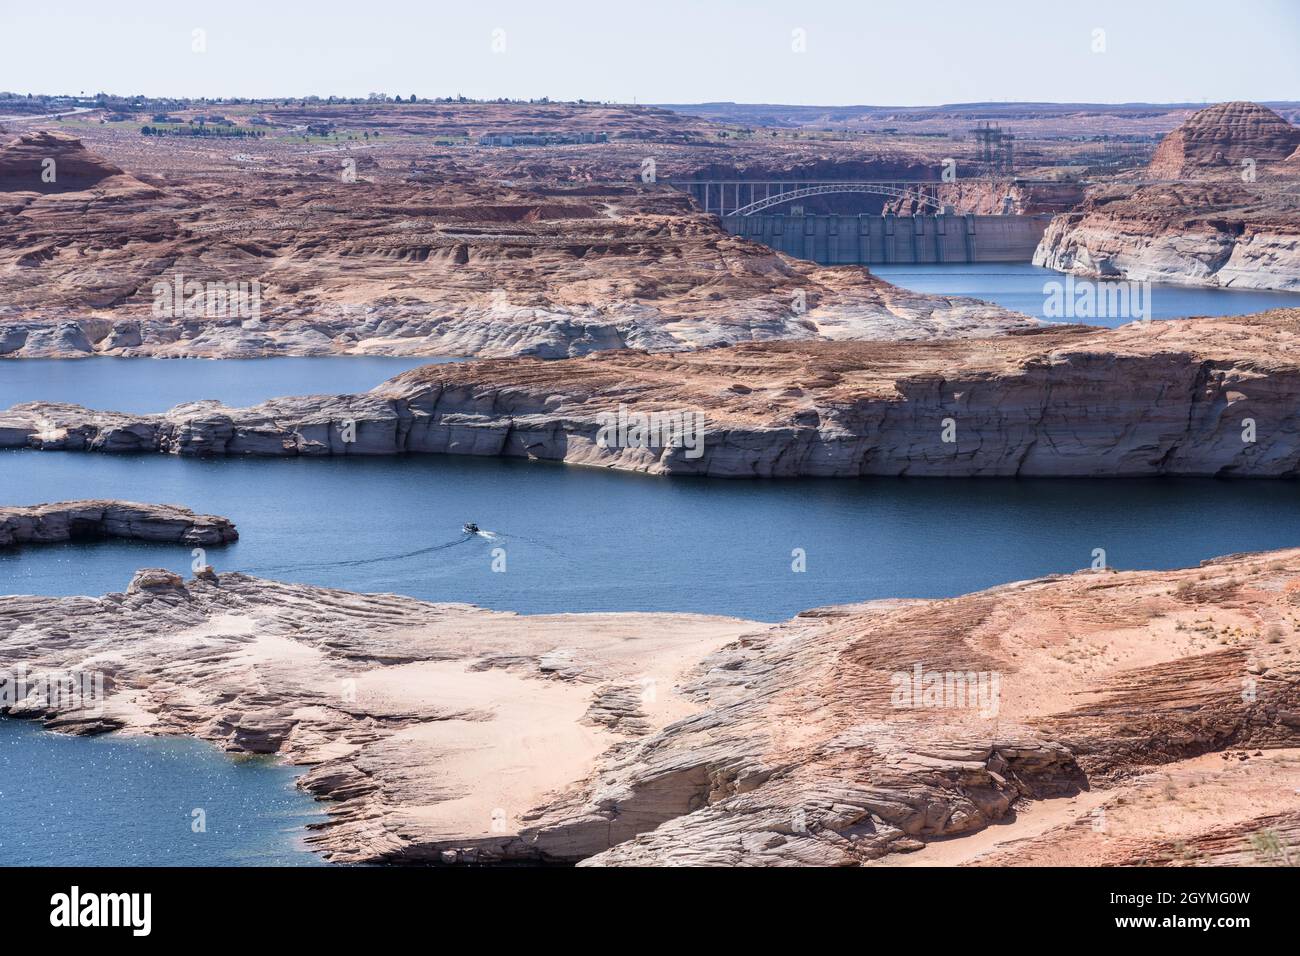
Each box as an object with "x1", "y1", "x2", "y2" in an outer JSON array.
[
  {"x1": 0, "y1": 131, "x2": 1029, "y2": 359},
  {"x1": 4, "y1": 308, "x2": 1298, "y2": 477},
  {"x1": 0, "y1": 500, "x2": 237, "y2": 548}
]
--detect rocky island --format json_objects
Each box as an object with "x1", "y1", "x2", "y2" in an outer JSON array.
[
  {"x1": 4, "y1": 307, "x2": 1298, "y2": 477},
  {"x1": 0, "y1": 500, "x2": 237, "y2": 548}
]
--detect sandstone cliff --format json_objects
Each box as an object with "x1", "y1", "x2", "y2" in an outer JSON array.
[
  {"x1": 4, "y1": 308, "x2": 1298, "y2": 477},
  {"x1": 1035, "y1": 103, "x2": 1300, "y2": 291},
  {"x1": 0, "y1": 500, "x2": 237, "y2": 547},
  {"x1": 0, "y1": 132, "x2": 1030, "y2": 358},
  {"x1": 4, "y1": 548, "x2": 1298, "y2": 865}
]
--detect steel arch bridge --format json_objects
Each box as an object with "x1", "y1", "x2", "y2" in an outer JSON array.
[{"x1": 729, "y1": 182, "x2": 946, "y2": 216}]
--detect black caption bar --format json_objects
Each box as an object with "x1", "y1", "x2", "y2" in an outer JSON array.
[{"x1": 0, "y1": 865, "x2": 1280, "y2": 941}]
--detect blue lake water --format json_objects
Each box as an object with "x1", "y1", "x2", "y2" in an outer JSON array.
[
  {"x1": 0, "y1": 356, "x2": 444, "y2": 414},
  {"x1": 3, "y1": 273, "x2": 1299, "y2": 867},
  {"x1": 0, "y1": 719, "x2": 324, "y2": 866},
  {"x1": 5, "y1": 451, "x2": 1300, "y2": 622},
  {"x1": 872, "y1": 263, "x2": 1300, "y2": 327}
]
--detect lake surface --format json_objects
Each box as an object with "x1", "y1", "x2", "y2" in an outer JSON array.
[
  {"x1": 0, "y1": 719, "x2": 324, "y2": 866},
  {"x1": 4, "y1": 282, "x2": 1299, "y2": 867},
  {"x1": 873, "y1": 263, "x2": 1300, "y2": 327},
  {"x1": 0, "y1": 356, "x2": 446, "y2": 414},
  {"x1": 6, "y1": 451, "x2": 1300, "y2": 622}
]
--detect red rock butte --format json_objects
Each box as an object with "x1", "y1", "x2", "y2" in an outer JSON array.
[
  {"x1": 1148, "y1": 101, "x2": 1300, "y2": 178},
  {"x1": 0, "y1": 129, "x2": 137, "y2": 193}
]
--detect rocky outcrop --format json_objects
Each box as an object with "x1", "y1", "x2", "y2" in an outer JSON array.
[
  {"x1": 1034, "y1": 181, "x2": 1300, "y2": 291},
  {"x1": 0, "y1": 133, "x2": 1030, "y2": 359},
  {"x1": 1035, "y1": 102, "x2": 1300, "y2": 291},
  {"x1": 4, "y1": 547, "x2": 1298, "y2": 865},
  {"x1": 0, "y1": 130, "x2": 141, "y2": 193},
  {"x1": 0, "y1": 568, "x2": 756, "y2": 863},
  {"x1": 0, "y1": 500, "x2": 237, "y2": 547},
  {"x1": 4, "y1": 308, "x2": 1300, "y2": 477},
  {"x1": 1148, "y1": 102, "x2": 1300, "y2": 178}
]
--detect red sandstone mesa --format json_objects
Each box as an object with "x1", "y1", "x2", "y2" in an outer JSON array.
[{"x1": 1035, "y1": 102, "x2": 1300, "y2": 291}]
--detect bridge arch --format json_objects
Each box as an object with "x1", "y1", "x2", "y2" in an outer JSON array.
[{"x1": 729, "y1": 183, "x2": 946, "y2": 216}]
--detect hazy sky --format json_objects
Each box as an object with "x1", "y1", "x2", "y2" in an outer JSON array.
[{"x1": 2, "y1": 0, "x2": 1297, "y2": 105}]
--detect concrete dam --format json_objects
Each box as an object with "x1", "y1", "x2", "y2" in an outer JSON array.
[{"x1": 720, "y1": 212, "x2": 1054, "y2": 266}]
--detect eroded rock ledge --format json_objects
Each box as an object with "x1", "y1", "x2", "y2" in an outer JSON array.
[
  {"x1": 3, "y1": 309, "x2": 1299, "y2": 477},
  {"x1": 0, "y1": 132, "x2": 1032, "y2": 359},
  {"x1": 1034, "y1": 103, "x2": 1300, "y2": 291},
  {"x1": 3, "y1": 549, "x2": 1298, "y2": 866},
  {"x1": 0, "y1": 500, "x2": 237, "y2": 548}
]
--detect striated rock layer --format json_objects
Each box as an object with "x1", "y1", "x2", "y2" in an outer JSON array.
[
  {"x1": 1034, "y1": 180, "x2": 1300, "y2": 291},
  {"x1": 0, "y1": 500, "x2": 237, "y2": 547},
  {"x1": 4, "y1": 308, "x2": 1300, "y2": 477},
  {"x1": 0, "y1": 132, "x2": 1030, "y2": 359},
  {"x1": 1147, "y1": 102, "x2": 1300, "y2": 179},
  {"x1": 3, "y1": 547, "x2": 1299, "y2": 866},
  {"x1": 1035, "y1": 102, "x2": 1300, "y2": 291}
]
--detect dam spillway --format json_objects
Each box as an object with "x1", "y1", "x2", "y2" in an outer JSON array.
[{"x1": 720, "y1": 212, "x2": 1054, "y2": 265}]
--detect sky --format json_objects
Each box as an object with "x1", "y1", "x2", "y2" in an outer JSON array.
[{"x1": 1, "y1": 0, "x2": 1297, "y2": 106}]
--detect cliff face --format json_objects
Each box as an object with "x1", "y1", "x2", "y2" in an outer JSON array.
[
  {"x1": 1034, "y1": 182, "x2": 1300, "y2": 291},
  {"x1": 883, "y1": 179, "x2": 1084, "y2": 216},
  {"x1": 4, "y1": 309, "x2": 1299, "y2": 477},
  {"x1": 4, "y1": 548, "x2": 1298, "y2": 866},
  {"x1": 0, "y1": 133, "x2": 1030, "y2": 359},
  {"x1": 1035, "y1": 102, "x2": 1300, "y2": 291},
  {"x1": 0, "y1": 500, "x2": 237, "y2": 547}
]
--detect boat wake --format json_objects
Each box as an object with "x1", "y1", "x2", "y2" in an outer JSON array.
[
  {"x1": 237, "y1": 525, "x2": 568, "y2": 578},
  {"x1": 241, "y1": 533, "x2": 477, "y2": 575}
]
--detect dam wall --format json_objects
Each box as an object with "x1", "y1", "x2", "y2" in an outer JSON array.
[{"x1": 721, "y1": 213, "x2": 1054, "y2": 265}]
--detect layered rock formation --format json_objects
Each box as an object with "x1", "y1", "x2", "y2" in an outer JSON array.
[
  {"x1": 1035, "y1": 102, "x2": 1300, "y2": 291},
  {"x1": 1148, "y1": 102, "x2": 1300, "y2": 178},
  {"x1": 0, "y1": 132, "x2": 1030, "y2": 359},
  {"x1": 1034, "y1": 181, "x2": 1300, "y2": 291},
  {"x1": 4, "y1": 308, "x2": 1298, "y2": 477},
  {"x1": 0, "y1": 500, "x2": 237, "y2": 547},
  {"x1": 0, "y1": 130, "x2": 142, "y2": 193},
  {"x1": 0, "y1": 568, "x2": 756, "y2": 862},
  {"x1": 4, "y1": 547, "x2": 1298, "y2": 865}
]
